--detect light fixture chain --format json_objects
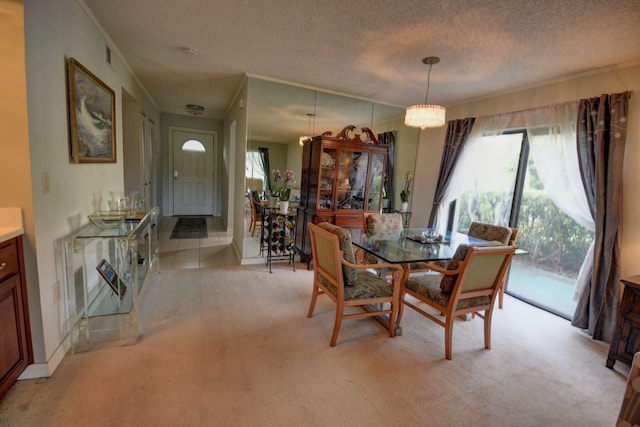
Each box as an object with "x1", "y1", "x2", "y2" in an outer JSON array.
[{"x1": 424, "y1": 63, "x2": 433, "y2": 104}]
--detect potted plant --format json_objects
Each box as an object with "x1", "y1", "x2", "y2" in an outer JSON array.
[
  {"x1": 400, "y1": 170, "x2": 413, "y2": 212},
  {"x1": 270, "y1": 169, "x2": 283, "y2": 206},
  {"x1": 278, "y1": 170, "x2": 295, "y2": 213}
]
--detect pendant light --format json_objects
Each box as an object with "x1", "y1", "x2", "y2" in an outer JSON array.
[
  {"x1": 299, "y1": 113, "x2": 315, "y2": 146},
  {"x1": 404, "y1": 56, "x2": 446, "y2": 129}
]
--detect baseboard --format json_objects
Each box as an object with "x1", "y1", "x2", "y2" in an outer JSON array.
[{"x1": 17, "y1": 331, "x2": 72, "y2": 380}]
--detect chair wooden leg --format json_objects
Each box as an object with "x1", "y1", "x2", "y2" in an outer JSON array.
[
  {"x1": 444, "y1": 317, "x2": 454, "y2": 360},
  {"x1": 388, "y1": 302, "x2": 397, "y2": 338},
  {"x1": 396, "y1": 291, "x2": 406, "y2": 324},
  {"x1": 330, "y1": 306, "x2": 344, "y2": 347},
  {"x1": 484, "y1": 309, "x2": 493, "y2": 350},
  {"x1": 307, "y1": 284, "x2": 319, "y2": 318},
  {"x1": 498, "y1": 285, "x2": 504, "y2": 309}
]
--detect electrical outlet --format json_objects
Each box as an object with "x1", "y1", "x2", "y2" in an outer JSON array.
[{"x1": 42, "y1": 171, "x2": 50, "y2": 194}]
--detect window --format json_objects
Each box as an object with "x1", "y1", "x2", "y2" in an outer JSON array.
[{"x1": 182, "y1": 139, "x2": 205, "y2": 152}]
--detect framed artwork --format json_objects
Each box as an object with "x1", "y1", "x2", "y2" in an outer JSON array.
[{"x1": 67, "y1": 57, "x2": 116, "y2": 163}]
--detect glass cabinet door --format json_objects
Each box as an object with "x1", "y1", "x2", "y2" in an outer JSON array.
[
  {"x1": 337, "y1": 150, "x2": 369, "y2": 210},
  {"x1": 366, "y1": 152, "x2": 385, "y2": 211},
  {"x1": 318, "y1": 148, "x2": 336, "y2": 210}
]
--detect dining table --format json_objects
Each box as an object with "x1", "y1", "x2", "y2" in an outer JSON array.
[{"x1": 351, "y1": 228, "x2": 493, "y2": 335}]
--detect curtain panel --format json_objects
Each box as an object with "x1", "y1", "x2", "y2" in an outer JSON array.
[
  {"x1": 427, "y1": 118, "x2": 475, "y2": 227},
  {"x1": 572, "y1": 91, "x2": 630, "y2": 342},
  {"x1": 258, "y1": 147, "x2": 270, "y2": 196},
  {"x1": 378, "y1": 131, "x2": 396, "y2": 208}
]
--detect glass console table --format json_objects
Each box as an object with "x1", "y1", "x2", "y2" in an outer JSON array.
[{"x1": 64, "y1": 207, "x2": 159, "y2": 352}]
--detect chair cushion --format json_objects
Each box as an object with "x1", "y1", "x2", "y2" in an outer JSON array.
[
  {"x1": 365, "y1": 213, "x2": 403, "y2": 240},
  {"x1": 317, "y1": 222, "x2": 357, "y2": 286},
  {"x1": 468, "y1": 222, "x2": 512, "y2": 245},
  {"x1": 318, "y1": 270, "x2": 393, "y2": 300},
  {"x1": 405, "y1": 274, "x2": 492, "y2": 310}
]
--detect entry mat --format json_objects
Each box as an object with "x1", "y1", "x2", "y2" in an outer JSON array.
[{"x1": 170, "y1": 217, "x2": 208, "y2": 239}]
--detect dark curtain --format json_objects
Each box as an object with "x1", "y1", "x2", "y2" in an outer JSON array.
[
  {"x1": 258, "y1": 147, "x2": 270, "y2": 196},
  {"x1": 572, "y1": 91, "x2": 630, "y2": 342},
  {"x1": 427, "y1": 118, "x2": 476, "y2": 226},
  {"x1": 378, "y1": 131, "x2": 396, "y2": 209}
]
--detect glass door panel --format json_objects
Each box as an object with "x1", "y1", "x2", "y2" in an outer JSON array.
[
  {"x1": 456, "y1": 133, "x2": 522, "y2": 232},
  {"x1": 337, "y1": 150, "x2": 368, "y2": 210},
  {"x1": 366, "y1": 153, "x2": 385, "y2": 211},
  {"x1": 318, "y1": 148, "x2": 336, "y2": 210},
  {"x1": 506, "y1": 156, "x2": 591, "y2": 319}
]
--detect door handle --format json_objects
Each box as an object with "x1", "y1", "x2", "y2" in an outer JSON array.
[{"x1": 174, "y1": 170, "x2": 178, "y2": 180}]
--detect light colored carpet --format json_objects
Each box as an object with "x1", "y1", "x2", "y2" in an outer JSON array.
[{"x1": 0, "y1": 263, "x2": 628, "y2": 426}]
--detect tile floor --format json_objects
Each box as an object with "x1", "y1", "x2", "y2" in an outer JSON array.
[{"x1": 158, "y1": 216, "x2": 237, "y2": 269}]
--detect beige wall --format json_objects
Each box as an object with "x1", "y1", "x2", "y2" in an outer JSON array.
[
  {"x1": 19, "y1": 0, "x2": 160, "y2": 375},
  {"x1": 411, "y1": 61, "x2": 640, "y2": 277},
  {"x1": 0, "y1": 0, "x2": 39, "y2": 361}
]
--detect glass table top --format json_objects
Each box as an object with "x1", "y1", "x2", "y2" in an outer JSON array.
[{"x1": 352, "y1": 228, "x2": 490, "y2": 264}]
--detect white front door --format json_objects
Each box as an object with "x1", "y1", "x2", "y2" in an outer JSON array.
[{"x1": 172, "y1": 130, "x2": 214, "y2": 215}]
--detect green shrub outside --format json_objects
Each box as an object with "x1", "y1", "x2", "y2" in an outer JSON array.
[{"x1": 457, "y1": 190, "x2": 593, "y2": 279}]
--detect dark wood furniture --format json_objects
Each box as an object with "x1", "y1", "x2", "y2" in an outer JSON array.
[
  {"x1": 0, "y1": 235, "x2": 32, "y2": 399},
  {"x1": 607, "y1": 276, "x2": 640, "y2": 368},
  {"x1": 295, "y1": 125, "x2": 388, "y2": 264}
]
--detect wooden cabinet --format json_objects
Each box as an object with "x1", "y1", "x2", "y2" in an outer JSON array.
[
  {"x1": 607, "y1": 276, "x2": 640, "y2": 368},
  {"x1": 295, "y1": 126, "x2": 388, "y2": 262},
  {"x1": 0, "y1": 236, "x2": 32, "y2": 399}
]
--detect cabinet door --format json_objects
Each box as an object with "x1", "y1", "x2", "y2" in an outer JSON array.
[
  {"x1": 318, "y1": 147, "x2": 337, "y2": 211},
  {"x1": 0, "y1": 275, "x2": 28, "y2": 399},
  {"x1": 366, "y1": 152, "x2": 385, "y2": 211},
  {"x1": 337, "y1": 149, "x2": 369, "y2": 210}
]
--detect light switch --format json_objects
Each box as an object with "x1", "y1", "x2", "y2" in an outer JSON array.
[{"x1": 42, "y1": 171, "x2": 50, "y2": 194}]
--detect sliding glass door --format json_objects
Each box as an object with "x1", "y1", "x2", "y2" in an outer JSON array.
[{"x1": 445, "y1": 131, "x2": 593, "y2": 319}]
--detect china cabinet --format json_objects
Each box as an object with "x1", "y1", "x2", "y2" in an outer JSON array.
[
  {"x1": 607, "y1": 275, "x2": 640, "y2": 368},
  {"x1": 295, "y1": 126, "x2": 388, "y2": 263}
]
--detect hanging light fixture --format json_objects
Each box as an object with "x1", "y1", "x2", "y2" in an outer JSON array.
[
  {"x1": 299, "y1": 113, "x2": 315, "y2": 146},
  {"x1": 404, "y1": 56, "x2": 446, "y2": 129},
  {"x1": 186, "y1": 104, "x2": 204, "y2": 116}
]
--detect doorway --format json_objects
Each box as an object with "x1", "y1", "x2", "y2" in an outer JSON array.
[{"x1": 170, "y1": 128, "x2": 216, "y2": 216}]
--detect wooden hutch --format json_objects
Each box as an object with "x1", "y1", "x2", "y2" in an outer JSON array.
[{"x1": 295, "y1": 125, "x2": 388, "y2": 263}]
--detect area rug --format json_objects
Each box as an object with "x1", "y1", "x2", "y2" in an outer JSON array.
[{"x1": 169, "y1": 217, "x2": 208, "y2": 239}]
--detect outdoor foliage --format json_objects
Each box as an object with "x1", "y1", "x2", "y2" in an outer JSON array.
[{"x1": 458, "y1": 190, "x2": 593, "y2": 279}]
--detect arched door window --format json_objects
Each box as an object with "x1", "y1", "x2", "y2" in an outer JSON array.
[{"x1": 182, "y1": 139, "x2": 205, "y2": 152}]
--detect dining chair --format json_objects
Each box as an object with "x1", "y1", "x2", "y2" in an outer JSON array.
[
  {"x1": 467, "y1": 221, "x2": 515, "y2": 309},
  {"x1": 398, "y1": 244, "x2": 516, "y2": 360},
  {"x1": 249, "y1": 191, "x2": 263, "y2": 237},
  {"x1": 307, "y1": 222, "x2": 404, "y2": 347},
  {"x1": 467, "y1": 221, "x2": 512, "y2": 245},
  {"x1": 362, "y1": 212, "x2": 404, "y2": 265}
]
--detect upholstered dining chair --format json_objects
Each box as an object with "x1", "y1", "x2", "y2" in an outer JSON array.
[
  {"x1": 249, "y1": 191, "x2": 263, "y2": 237},
  {"x1": 467, "y1": 221, "x2": 512, "y2": 245},
  {"x1": 467, "y1": 221, "x2": 515, "y2": 309},
  {"x1": 398, "y1": 244, "x2": 516, "y2": 360},
  {"x1": 307, "y1": 222, "x2": 404, "y2": 347},
  {"x1": 362, "y1": 212, "x2": 404, "y2": 265}
]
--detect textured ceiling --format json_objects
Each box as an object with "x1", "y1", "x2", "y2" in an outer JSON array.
[{"x1": 84, "y1": 0, "x2": 640, "y2": 141}]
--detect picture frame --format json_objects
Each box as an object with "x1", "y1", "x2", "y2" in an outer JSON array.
[
  {"x1": 96, "y1": 258, "x2": 127, "y2": 299},
  {"x1": 67, "y1": 57, "x2": 116, "y2": 163}
]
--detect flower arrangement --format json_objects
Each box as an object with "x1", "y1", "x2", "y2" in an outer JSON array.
[
  {"x1": 271, "y1": 169, "x2": 283, "y2": 197},
  {"x1": 400, "y1": 170, "x2": 413, "y2": 203},
  {"x1": 279, "y1": 170, "x2": 295, "y2": 201}
]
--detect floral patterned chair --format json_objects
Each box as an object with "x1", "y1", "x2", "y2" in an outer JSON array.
[
  {"x1": 398, "y1": 244, "x2": 516, "y2": 360},
  {"x1": 307, "y1": 222, "x2": 404, "y2": 347},
  {"x1": 467, "y1": 221, "x2": 513, "y2": 245},
  {"x1": 362, "y1": 212, "x2": 404, "y2": 265}
]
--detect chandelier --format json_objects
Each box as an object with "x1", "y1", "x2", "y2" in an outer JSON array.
[
  {"x1": 404, "y1": 56, "x2": 446, "y2": 129},
  {"x1": 186, "y1": 104, "x2": 204, "y2": 116}
]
